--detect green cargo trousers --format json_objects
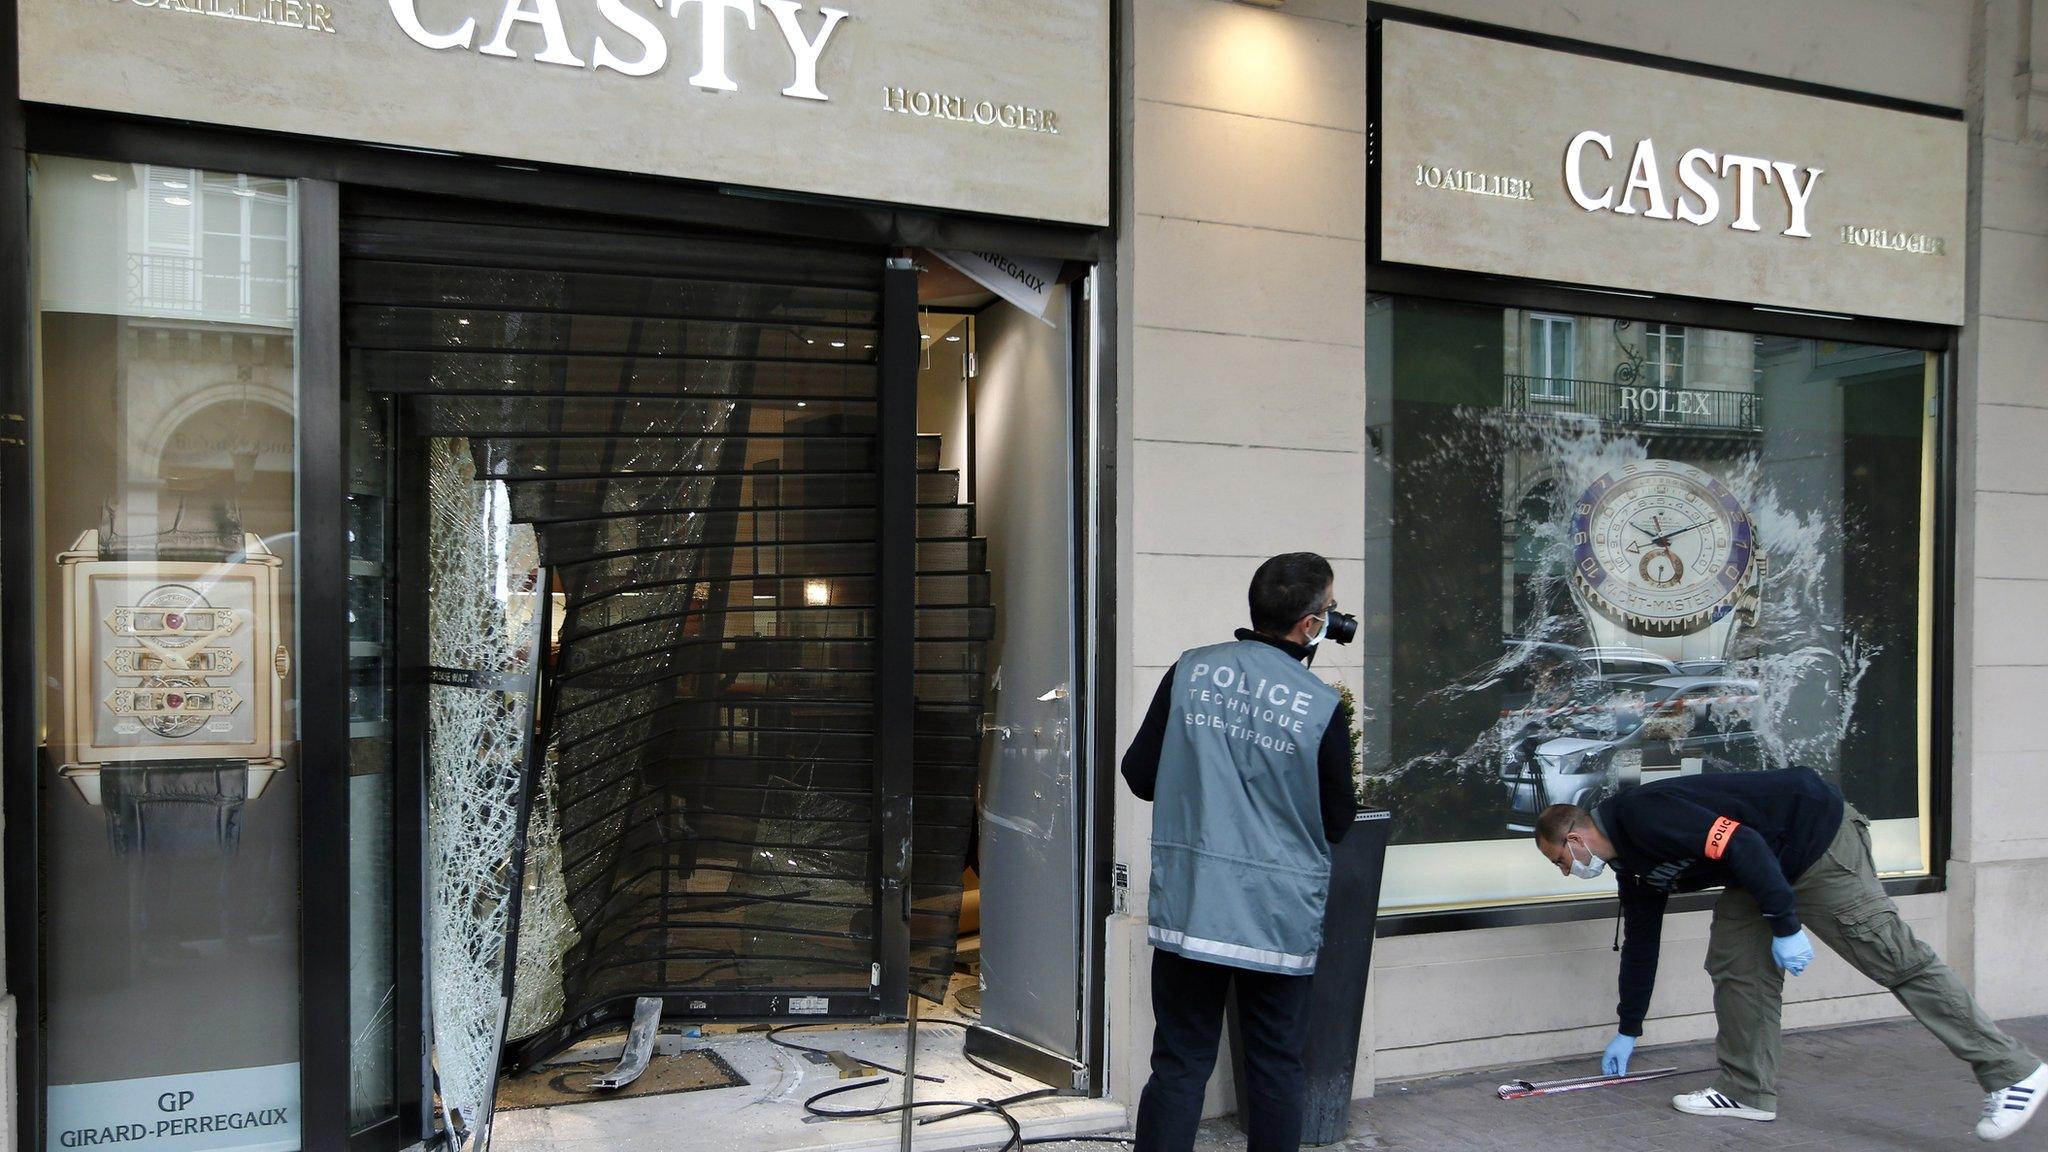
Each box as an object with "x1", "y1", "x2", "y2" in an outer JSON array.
[{"x1": 1705, "y1": 805, "x2": 2040, "y2": 1110}]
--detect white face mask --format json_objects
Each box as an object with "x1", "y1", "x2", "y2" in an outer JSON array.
[
  {"x1": 1304, "y1": 613, "x2": 1327, "y2": 648},
  {"x1": 1565, "y1": 838, "x2": 1607, "y2": 880}
]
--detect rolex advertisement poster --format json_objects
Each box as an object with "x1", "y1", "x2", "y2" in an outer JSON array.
[{"x1": 1360, "y1": 298, "x2": 1934, "y2": 910}]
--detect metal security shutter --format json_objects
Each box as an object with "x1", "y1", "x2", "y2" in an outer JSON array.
[{"x1": 341, "y1": 193, "x2": 986, "y2": 1066}]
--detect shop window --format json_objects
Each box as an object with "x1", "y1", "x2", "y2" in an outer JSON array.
[
  {"x1": 31, "y1": 156, "x2": 306, "y2": 1146},
  {"x1": 1364, "y1": 295, "x2": 1936, "y2": 913}
]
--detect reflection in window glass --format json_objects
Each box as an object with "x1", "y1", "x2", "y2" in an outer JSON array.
[
  {"x1": 1643, "y1": 321, "x2": 1687, "y2": 388},
  {"x1": 1363, "y1": 296, "x2": 1934, "y2": 912},
  {"x1": 1527, "y1": 312, "x2": 1576, "y2": 399},
  {"x1": 33, "y1": 155, "x2": 303, "y2": 1149}
]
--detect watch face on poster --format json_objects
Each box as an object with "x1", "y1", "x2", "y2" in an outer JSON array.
[
  {"x1": 1570, "y1": 459, "x2": 1755, "y2": 636},
  {"x1": 54, "y1": 531, "x2": 287, "y2": 806}
]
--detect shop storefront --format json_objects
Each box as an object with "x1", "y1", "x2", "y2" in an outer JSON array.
[
  {"x1": 1110, "y1": 0, "x2": 2042, "y2": 1120},
  {"x1": 1361, "y1": 16, "x2": 1962, "y2": 916},
  {"x1": 11, "y1": 0, "x2": 2046, "y2": 1146},
  {"x1": 3, "y1": 4, "x2": 1115, "y2": 1151}
]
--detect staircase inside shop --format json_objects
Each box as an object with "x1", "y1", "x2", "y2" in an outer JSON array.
[{"x1": 343, "y1": 196, "x2": 990, "y2": 1073}]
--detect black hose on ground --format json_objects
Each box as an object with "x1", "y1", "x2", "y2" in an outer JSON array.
[{"x1": 785, "y1": 1019, "x2": 1138, "y2": 1150}]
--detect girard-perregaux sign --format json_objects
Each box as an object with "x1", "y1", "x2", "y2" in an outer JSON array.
[{"x1": 387, "y1": 0, "x2": 848, "y2": 97}]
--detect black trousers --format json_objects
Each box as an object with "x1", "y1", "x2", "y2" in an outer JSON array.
[{"x1": 1136, "y1": 947, "x2": 1314, "y2": 1152}]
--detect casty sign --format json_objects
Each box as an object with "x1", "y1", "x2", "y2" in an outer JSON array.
[
  {"x1": 18, "y1": 0, "x2": 1109, "y2": 225},
  {"x1": 386, "y1": 0, "x2": 847, "y2": 97},
  {"x1": 1374, "y1": 20, "x2": 1964, "y2": 324},
  {"x1": 1563, "y1": 131, "x2": 1823, "y2": 239}
]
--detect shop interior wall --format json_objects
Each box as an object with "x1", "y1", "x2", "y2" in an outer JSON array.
[
  {"x1": 1109, "y1": 0, "x2": 2025, "y2": 1113},
  {"x1": 1949, "y1": 0, "x2": 2048, "y2": 1026}
]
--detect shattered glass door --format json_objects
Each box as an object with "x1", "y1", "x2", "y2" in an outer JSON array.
[
  {"x1": 421, "y1": 439, "x2": 546, "y2": 1147},
  {"x1": 342, "y1": 195, "x2": 987, "y2": 1112}
]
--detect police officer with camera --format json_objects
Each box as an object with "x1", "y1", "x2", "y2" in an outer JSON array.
[{"x1": 1121, "y1": 552, "x2": 1359, "y2": 1152}]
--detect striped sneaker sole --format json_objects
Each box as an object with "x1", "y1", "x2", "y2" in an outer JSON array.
[{"x1": 1672, "y1": 1089, "x2": 1777, "y2": 1122}]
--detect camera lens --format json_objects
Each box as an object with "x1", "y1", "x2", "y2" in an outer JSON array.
[{"x1": 1326, "y1": 610, "x2": 1358, "y2": 645}]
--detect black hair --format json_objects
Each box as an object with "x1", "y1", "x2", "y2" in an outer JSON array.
[
  {"x1": 1248, "y1": 552, "x2": 1335, "y2": 635},
  {"x1": 1535, "y1": 804, "x2": 1587, "y2": 847}
]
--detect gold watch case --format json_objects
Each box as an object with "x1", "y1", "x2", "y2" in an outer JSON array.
[{"x1": 54, "y1": 530, "x2": 289, "y2": 805}]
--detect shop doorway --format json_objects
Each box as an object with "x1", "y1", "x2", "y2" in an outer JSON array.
[{"x1": 338, "y1": 194, "x2": 1108, "y2": 1150}]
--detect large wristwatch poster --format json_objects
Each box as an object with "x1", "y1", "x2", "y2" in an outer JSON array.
[
  {"x1": 1360, "y1": 299, "x2": 1936, "y2": 912},
  {"x1": 33, "y1": 158, "x2": 303, "y2": 1152}
]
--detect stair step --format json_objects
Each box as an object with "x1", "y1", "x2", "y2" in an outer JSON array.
[
  {"x1": 505, "y1": 471, "x2": 962, "y2": 521},
  {"x1": 549, "y1": 537, "x2": 986, "y2": 588}
]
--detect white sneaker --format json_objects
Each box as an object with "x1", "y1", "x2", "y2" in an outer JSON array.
[
  {"x1": 1672, "y1": 1088, "x2": 1776, "y2": 1122},
  {"x1": 1976, "y1": 1063, "x2": 2048, "y2": 1141}
]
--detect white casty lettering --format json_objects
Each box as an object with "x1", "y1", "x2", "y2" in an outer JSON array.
[
  {"x1": 592, "y1": 0, "x2": 667, "y2": 75},
  {"x1": 672, "y1": 0, "x2": 754, "y2": 91},
  {"x1": 478, "y1": 0, "x2": 585, "y2": 66},
  {"x1": 760, "y1": 1, "x2": 845, "y2": 101},
  {"x1": 1564, "y1": 129, "x2": 1615, "y2": 211},
  {"x1": 1717, "y1": 153, "x2": 1774, "y2": 232},
  {"x1": 1770, "y1": 161, "x2": 1823, "y2": 238},
  {"x1": 1614, "y1": 137, "x2": 1675, "y2": 220}
]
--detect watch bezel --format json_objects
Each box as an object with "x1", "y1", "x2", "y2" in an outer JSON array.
[{"x1": 1569, "y1": 459, "x2": 1756, "y2": 637}]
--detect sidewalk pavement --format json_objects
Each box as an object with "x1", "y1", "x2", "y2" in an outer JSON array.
[{"x1": 1032, "y1": 1015, "x2": 2048, "y2": 1151}]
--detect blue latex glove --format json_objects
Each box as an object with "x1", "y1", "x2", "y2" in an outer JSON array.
[
  {"x1": 1772, "y1": 928, "x2": 1815, "y2": 975},
  {"x1": 1602, "y1": 1033, "x2": 1636, "y2": 1076}
]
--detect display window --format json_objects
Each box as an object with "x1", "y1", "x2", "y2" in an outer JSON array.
[
  {"x1": 1363, "y1": 294, "x2": 1937, "y2": 912},
  {"x1": 30, "y1": 154, "x2": 305, "y2": 1150}
]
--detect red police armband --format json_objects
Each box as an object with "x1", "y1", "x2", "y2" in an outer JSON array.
[{"x1": 1704, "y1": 816, "x2": 1742, "y2": 861}]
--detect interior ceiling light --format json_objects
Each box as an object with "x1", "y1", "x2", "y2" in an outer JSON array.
[
  {"x1": 232, "y1": 188, "x2": 256, "y2": 198},
  {"x1": 161, "y1": 179, "x2": 189, "y2": 190},
  {"x1": 91, "y1": 173, "x2": 118, "y2": 183},
  {"x1": 163, "y1": 196, "x2": 192, "y2": 206},
  {"x1": 804, "y1": 580, "x2": 832, "y2": 607},
  {"x1": 945, "y1": 335, "x2": 961, "y2": 342}
]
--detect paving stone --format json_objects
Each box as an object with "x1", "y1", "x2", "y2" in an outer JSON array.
[
  {"x1": 1028, "y1": 1016, "x2": 2048, "y2": 1151},
  {"x1": 1358, "y1": 1015, "x2": 2048, "y2": 1152}
]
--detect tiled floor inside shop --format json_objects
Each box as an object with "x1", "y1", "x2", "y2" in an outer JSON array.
[
  {"x1": 490, "y1": 1019, "x2": 1124, "y2": 1152},
  {"x1": 491, "y1": 966, "x2": 1123, "y2": 1152}
]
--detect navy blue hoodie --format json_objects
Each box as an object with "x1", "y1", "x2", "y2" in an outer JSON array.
[{"x1": 1596, "y1": 767, "x2": 1845, "y2": 1037}]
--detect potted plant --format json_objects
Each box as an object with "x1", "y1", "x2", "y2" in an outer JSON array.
[{"x1": 1231, "y1": 681, "x2": 1392, "y2": 1145}]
